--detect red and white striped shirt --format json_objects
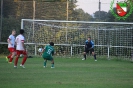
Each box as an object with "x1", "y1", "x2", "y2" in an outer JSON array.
[{"x1": 15, "y1": 34, "x2": 25, "y2": 50}]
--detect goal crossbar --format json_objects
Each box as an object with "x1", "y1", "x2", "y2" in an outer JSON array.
[{"x1": 21, "y1": 19, "x2": 133, "y2": 29}]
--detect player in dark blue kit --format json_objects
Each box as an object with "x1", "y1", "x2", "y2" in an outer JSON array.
[{"x1": 82, "y1": 37, "x2": 97, "y2": 61}]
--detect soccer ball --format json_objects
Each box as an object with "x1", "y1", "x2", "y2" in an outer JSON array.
[
  {"x1": 20, "y1": 54, "x2": 23, "y2": 57},
  {"x1": 38, "y1": 48, "x2": 43, "y2": 52}
]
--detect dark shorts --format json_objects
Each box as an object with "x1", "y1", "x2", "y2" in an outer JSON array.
[
  {"x1": 84, "y1": 48, "x2": 94, "y2": 53},
  {"x1": 42, "y1": 55, "x2": 53, "y2": 61}
]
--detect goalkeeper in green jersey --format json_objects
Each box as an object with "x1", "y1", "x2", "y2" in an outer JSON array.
[{"x1": 42, "y1": 42, "x2": 55, "y2": 68}]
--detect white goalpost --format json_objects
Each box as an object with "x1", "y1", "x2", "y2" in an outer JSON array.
[{"x1": 20, "y1": 19, "x2": 133, "y2": 60}]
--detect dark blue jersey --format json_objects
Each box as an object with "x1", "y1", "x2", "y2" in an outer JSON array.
[{"x1": 85, "y1": 40, "x2": 94, "y2": 49}]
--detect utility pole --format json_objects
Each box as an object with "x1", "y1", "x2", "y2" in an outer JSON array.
[
  {"x1": 98, "y1": 0, "x2": 101, "y2": 47},
  {"x1": 66, "y1": 0, "x2": 69, "y2": 21},
  {"x1": 99, "y1": 0, "x2": 101, "y2": 21},
  {"x1": 33, "y1": 0, "x2": 35, "y2": 41},
  {"x1": 0, "y1": 0, "x2": 3, "y2": 42},
  {"x1": 66, "y1": 0, "x2": 69, "y2": 43}
]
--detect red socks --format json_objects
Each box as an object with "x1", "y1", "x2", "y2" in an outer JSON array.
[
  {"x1": 9, "y1": 58, "x2": 13, "y2": 62},
  {"x1": 14, "y1": 56, "x2": 19, "y2": 66},
  {"x1": 14, "y1": 55, "x2": 27, "y2": 66},
  {"x1": 7, "y1": 54, "x2": 11, "y2": 59},
  {"x1": 21, "y1": 56, "x2": 27, "y2": 65}
]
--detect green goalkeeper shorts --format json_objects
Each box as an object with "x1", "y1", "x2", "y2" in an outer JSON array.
[{"x1": 42, "y1": 55, "x2": 53, "y2": 60}]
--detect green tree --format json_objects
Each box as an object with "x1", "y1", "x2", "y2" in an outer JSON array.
[
  {"x1": 94, "y1": 11, "x2": 108, "y2": 21},
  {"x1": 106, "y1": 8, "x2": 117, "y2": 22},
  {"x1": 0, "y1": 0, "x2": 15, "y2": 18},
  {"x1": 0, "y1": 16, "x2": 20, "y2": 54},
  {"x1": 72, "y1": 8, "x2": 93, "y2": 21}
]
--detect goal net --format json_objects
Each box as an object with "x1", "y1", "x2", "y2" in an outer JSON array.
[{"x1": 21, "y1": 19, "x2": 133, "y2": 60}]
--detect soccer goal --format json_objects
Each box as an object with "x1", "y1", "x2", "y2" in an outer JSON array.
[{"x1": 21, "y1": 19, "x2": 133, "y2": 60}]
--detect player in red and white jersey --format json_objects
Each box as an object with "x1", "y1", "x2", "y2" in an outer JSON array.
[
  {"x1": 6, "y1": 30, "x2": 16, "y2": 63},
  {"x1": 14, "y1": 29, "x2": 27, "y2": 68}
]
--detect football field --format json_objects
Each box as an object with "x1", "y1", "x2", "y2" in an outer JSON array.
[{"x1": 0, "y1": 56, "x2": 133, "y2": 88}]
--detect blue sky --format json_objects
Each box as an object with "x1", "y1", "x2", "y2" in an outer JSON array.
[{"x1": 76, "y1": 0, "x2": 124, "y2": 15}]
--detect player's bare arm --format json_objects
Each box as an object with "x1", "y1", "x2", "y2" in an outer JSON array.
[
  {"x1": 22, "y1": 42, "x2": 26, "y2": 51},
  {"x1": 41, "y1": 49, "x2": 45, "y2": 55},
  {"x1": 42, "y1": 48, "x2": 45, "y2": 52},
  {"x1": 7, "y1": 39, "x2": 12, "y2": 45}
]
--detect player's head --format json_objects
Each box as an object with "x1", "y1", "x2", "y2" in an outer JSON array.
[
  {"x1": 88, "y1": 37, "x2": 91, "y2": 42},
  {"x1": 20, "y1": 29, "x2": 24, "y2": 34},
  {"x1": 49, "y1": 42, "x2": 54, "y2": 46},
  {"x1": 12, "y1": 30, "x2": 16, "y2": 35}
]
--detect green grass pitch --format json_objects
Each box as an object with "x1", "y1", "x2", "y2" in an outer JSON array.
[{"x1": 0, "y1": 56, "x2": 133, "y2": 88}]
